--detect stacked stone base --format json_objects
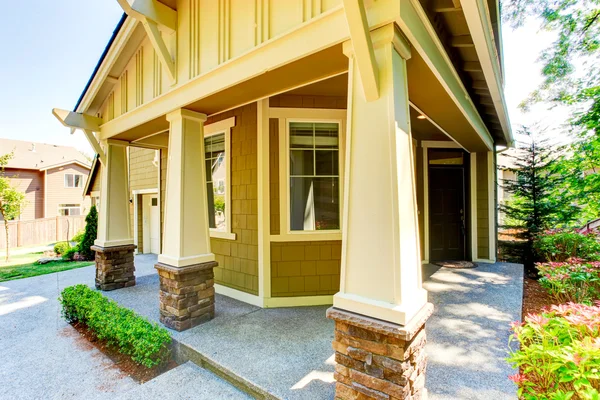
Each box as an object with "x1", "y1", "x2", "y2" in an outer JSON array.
[
  {"x1": 91, "y1": 244, "x2": 136, "y2": 291},
  {"x1": 327, "y1": 304, "x2": 434, "y2": 400},
  {"x1": 155, "y1": 261, "x2": 217, "y2": 331}
]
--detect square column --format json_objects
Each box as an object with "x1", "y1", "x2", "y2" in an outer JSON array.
[
  {"x1": 328, "y1": 23, "x2": 433, "y2": 400},
  {"x1": 92, "y1": 140, "x2": 136, "y2": 290},
  {"x1": 155, "y1": 109, "x2": 217, "y2": 331}
]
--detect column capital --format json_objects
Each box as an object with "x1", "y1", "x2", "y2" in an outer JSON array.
[
  {"x1": 166, "y1": 108, "x2": 208, "y2": 123},
  {"x1": 342, "y1": 23, "x2": 411, "y2": 60}
]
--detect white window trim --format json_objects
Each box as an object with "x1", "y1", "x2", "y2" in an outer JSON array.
[
  {"x1": 64, "y1": 173, "x2": 84, "y2": 189},
  {"x1": 204, "y1": 116, "x2": 236, "y2": 241},
  {"x1": 271, "y1": 108, "x2": 346, "y2": 241},
  {"x1": 58, "y1": 204, "x2": 82, "y2": 216}
]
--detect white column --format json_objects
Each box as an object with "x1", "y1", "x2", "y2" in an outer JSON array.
[
  {"x1": 334, "y1": 24, "x2": 427, "y2": 326},
  {"x1": 95, "y1": 140, "x2": 133, "y2": 248},
  {"x1": 158, "y1": 109, "x2": 215, "y2": 267}
]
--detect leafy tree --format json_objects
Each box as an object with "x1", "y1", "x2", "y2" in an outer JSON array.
[
  {"x1": 499, "y1": 128, "x2": 578, "y2": 273},
  {"x1": 504, "y1": 0, "x2": 600, "y2": 226},
  {"x1": 555, "y1": 132, "x2": 600, "y2": 223},
  {"x1": 79, "y1": 205, "x2": 98, "y2": 261},
  {"x1": 0, "y1": 153, "x2": 27, "y2": 262}
]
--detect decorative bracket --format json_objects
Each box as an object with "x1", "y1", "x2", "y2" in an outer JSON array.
[
  {"x1": 342, "y1": 0, "x2": 379, "y2": 101},
  {"x1": 52, "y1": 108, "x2": 107, "y2": 165}
]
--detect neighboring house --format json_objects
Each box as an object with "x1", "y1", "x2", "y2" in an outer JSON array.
[
  {"x1": 55, "y1": 1, "x2": 512, "y2": 397},
  {"x1": 497, "y1": 149, "x2": 520, "y2": 225},
  {"x1": 0, "y1": 138, "x2": 91, "y2": 220}
]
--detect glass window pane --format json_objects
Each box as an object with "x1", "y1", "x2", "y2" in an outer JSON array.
[
  {"x1": 204, "y1": 133, "x2": 227, "y2": 232},
  {"x1": 315, "y1": 150, "x2": 338, "y2": 176},
  {"x1": 290, "y1": 177, "x2": 340, "y2": 231},
  {"x1": 290, "y1": 150, "x2": 314, "y2": 176},
  {"x1": 290, "y1": 122, "x2": 314, "y2": 149},
  {"x1": 314, "y1": 123, "x2": 339, "y2": 149}
]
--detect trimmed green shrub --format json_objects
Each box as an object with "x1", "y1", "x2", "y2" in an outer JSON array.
[
  {"x1": 59, "y1": 284, "x2": 171, "y2": 368},
  {"x1": 61, "y1": 247, "x2": 78, "y2": 261},
  {"x1": 54, "y1": 242, "x2": 70, "y2": 255},
  {"x1": 71, "y1": 230, "x2": 85, "y2": 244},
  {"x1": 508, "y1": 303, "x2": 600, "y2": 399},
  {"x1": 79, "y1": 206, "x2": 98, "y2": 261},
  {"x1": 534, "y1": 230, "x2": 600, "y2": 262}
]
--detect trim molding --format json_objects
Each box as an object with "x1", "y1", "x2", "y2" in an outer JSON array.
[
  {"x1": 215, "y1": 284, "x2": 265, "y2": 307},
  {"x1": 264, "y1": 295, "x2": 333, "y2": 308}
]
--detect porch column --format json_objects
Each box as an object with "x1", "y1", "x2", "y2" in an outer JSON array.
[
  {"x1": 155, "y1": 109, "x2": 217, "y2": 331},
  {"x1": 92, "y1": 141, "x2": 136, "y2": 290},
  {"x1": 327, "y1": 23, "x2": 433, "y2": 400}
]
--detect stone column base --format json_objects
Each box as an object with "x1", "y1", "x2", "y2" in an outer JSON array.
[
  {"x1": 155, "y1": 261, "x2": 217, "y2": 331},
  {"x1": 91, "y1": 244, "x2": 136, "y2": 291},
  {"x1": 326, "y1": 304, "x2": 434, "y2": 400}
]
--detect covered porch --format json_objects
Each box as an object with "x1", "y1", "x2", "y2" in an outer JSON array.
[
  {"x1": 52, "y1": 1, "x2": 512, "y2": 395},
  {"x1": 104, "y1": 254, "x2": 522, "y2": 399}
]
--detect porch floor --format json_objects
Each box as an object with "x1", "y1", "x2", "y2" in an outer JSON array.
[{"x1": 104, "y1": 255, "x2": 522, "y2": 400}]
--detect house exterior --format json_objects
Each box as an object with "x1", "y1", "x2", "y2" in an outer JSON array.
[
  {"x1": 54, "y1": 0, "x2": 512, "y2": 397},
  {"x1": 0, "y1": 139, "x2": 91, "y2": 220}
]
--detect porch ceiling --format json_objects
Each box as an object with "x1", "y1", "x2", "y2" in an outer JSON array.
[
  {"x1": 120, "y1": 44, "x2": 491, "y2": 152},
  {"x1": 420, "y1": 0, "x2": 507, "y2": 145}
]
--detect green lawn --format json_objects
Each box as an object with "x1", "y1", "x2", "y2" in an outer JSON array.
[{"x1": 0, "y1": 252, "x2": 93, "y2": 282}]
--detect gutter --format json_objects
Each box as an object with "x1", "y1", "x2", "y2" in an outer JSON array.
[{"x1": 73, "y1": 13, "x2": 128, "y2": 112}]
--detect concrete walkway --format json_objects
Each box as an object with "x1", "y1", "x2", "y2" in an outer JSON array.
[
  {"x1": 0, "y1": 255, "x2": 522, "y2": 399},
  {"x1": 423, "y1": 263, "x2": 523, "y2": 400},
  {"x1": 0, "y1": 254, "x2": 248, "y2": 400}
]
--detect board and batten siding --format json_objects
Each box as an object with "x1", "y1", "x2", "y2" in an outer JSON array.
[
  {"x1": 98, "y1": 0, "x2": 344, "y2": 124},
  {"x1": 45, "y1": 164, "x2": 91, "y2": 219},
  {"x1": 2, "y1": 169, "x2": 44, "y2": 221}
]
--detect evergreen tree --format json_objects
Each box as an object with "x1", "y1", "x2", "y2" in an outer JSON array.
[
  {"x1": 79, "y1": 205, "x2": 98, "y2": 261},
  {"x1": 499, "y1": 128, "x2": 578, "y2": 273}
]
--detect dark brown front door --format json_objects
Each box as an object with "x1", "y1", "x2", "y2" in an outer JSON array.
[{"x1": 429, "y1": 167, "x2": 466, "y2": 261}]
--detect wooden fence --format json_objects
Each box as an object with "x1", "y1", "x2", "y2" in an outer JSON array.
[{"x1": 0, "y1": 216, "x2": 86, "y2": 250}]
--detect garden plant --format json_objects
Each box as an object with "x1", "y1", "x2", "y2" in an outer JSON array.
[{"x1": 509, "y1": 303, "x2": 600, "y2": 400}]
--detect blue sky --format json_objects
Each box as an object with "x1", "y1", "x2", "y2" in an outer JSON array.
[{"x1": 0, "y1": 2, "x2": 566, "y2": 154}]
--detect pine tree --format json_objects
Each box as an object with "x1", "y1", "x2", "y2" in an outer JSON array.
[
  {"x1": 499, "y1": 128, "x2": 578, "y2": 273},
  {"x1": 79, "y1": 205, "x2": 98, "y2": 261}
]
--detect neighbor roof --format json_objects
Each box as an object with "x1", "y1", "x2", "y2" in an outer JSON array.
[{"x1": 0, "y1": 138, "x2": 91, "y2": 171}]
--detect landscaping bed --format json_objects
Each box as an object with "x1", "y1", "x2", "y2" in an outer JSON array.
[
  {"x1": 60, "y1": 284, "x2": 175, "y2": 382},
  {"x1": 69, "y1": 322, "x2": 178, "y2": 383},
  {"x1": 509, "y1": 230, "x2": 600, "y2": 399}
]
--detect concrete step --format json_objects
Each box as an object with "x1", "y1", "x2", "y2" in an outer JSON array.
[{"x1": 117, "y1": 361, "x2": 252, "y2": 400}]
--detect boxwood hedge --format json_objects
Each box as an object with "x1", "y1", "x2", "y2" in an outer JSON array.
[{"x1": 59, "y1": 284, "x2": 171, "y2": 368}]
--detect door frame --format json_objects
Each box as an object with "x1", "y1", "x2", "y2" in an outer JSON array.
[
  {"x1": 421, "y1": 141, "x2": 473, "y2": 263},
  {"x1": 133, "y1": 188, "x2": 159, "y2": 255}
]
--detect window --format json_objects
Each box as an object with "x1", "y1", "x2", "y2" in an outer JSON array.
[
  {"x1": 289, "y1": 121, "x2": 340, "y2": 232},
  {"x1": 64, "y1": 173, "x2": 84, "y2": 188},
  {"x1": 205, "y1": 133, "x2": 226, "y2": 232},
  {"x1": 58, "y1": 204, "x2": 81, "y2": 216},
  {"x1": 203, "y1": 116, "x2": 235, "y2": 240}
]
